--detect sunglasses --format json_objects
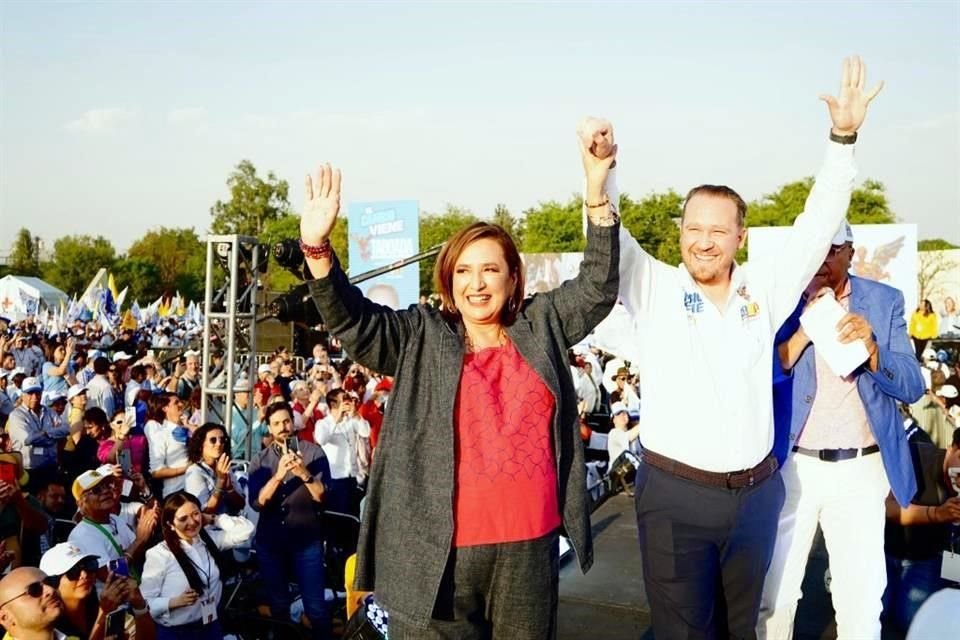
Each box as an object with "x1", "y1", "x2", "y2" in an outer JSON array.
[
  {"x1": 87, "y1": 482, "x2": 116, "y2": 496},
  {"x1": 206, "y1": 436, "x2": 225, "y2": 444},
  {"x1": 112, "y1": 419, "x2": 125, "y2": 425},
  {"x1": 0, "y1": 577, "x2": 58, "y2": 608},
  {"x1": 63, "y1": 557, "x2": 99, "y2": 581}
]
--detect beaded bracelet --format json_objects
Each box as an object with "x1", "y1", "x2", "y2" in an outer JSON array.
[
  {"x1": 585, "y1": 195, "x2": 610, "y2": 209},
  {"x1": 299, "y1": 238, "x2": 332, "y2": 259}
]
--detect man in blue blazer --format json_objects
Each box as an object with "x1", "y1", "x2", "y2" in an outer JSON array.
[{"x1": 758, "y1": 222, "x2": 925, "y2": 640}]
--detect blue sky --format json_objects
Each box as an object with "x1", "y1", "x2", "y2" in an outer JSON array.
[{"x1": 1, "y1": 1, "x2": 958, "y2": 254}]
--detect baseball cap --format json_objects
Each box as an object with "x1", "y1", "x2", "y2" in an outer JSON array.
[
  {"x1": 10, "y1": 367, "x2": 26, "y2": 378},
  {"x1": 610, "y1": 401, "x2": 629, "y2": 416},
  {"x1": 67, "y1": 384, "x2": 87, "y2": 400},
  {"x1": 21, "y1": 377, "x2": 42, "y2": 393},
  {"x1": 112, "y1": 351, "x2": 132, "y2": 362},
  {"x1": 375, "y1": 378, "x2": 393, "y2": 393},
  {"x1": 831, "y1": 221, "x2": 854, "y2": 246},
  {"x1": 72, "y1": 468, "x2": 113, "y2": 502},
  {"x1": 257, "y1": 364, "x2": 272, "y2": 375},
  {"x1": 46, "y1": 390, "x2": 67, "y2": 403},
  {"x1": 39, "y1": 543, "x2": 99, "y2": 577}
]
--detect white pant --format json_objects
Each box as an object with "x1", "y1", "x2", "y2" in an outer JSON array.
[{"x1": 758, "y1": 451, "x2": 889, "y2": 640}]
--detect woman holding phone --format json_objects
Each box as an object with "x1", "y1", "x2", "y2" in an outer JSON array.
[
  {"x1": 140, "y1": 492, "x2": 254, "y2": 640},
  {"x1": 99, "y1": 409, "x2": 147, "y2": 474}
]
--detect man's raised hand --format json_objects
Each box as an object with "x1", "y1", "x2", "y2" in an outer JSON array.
[{"x1": 820, "y1": 56, "x2": 884, "y2": 136}]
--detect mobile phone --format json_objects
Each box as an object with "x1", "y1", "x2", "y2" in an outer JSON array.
[
  {"x1": 0, "y1": 464, "x2": 17, "y2": 486},
  {"x1": 125, "y1": 406, "x2": 137, "y2": 427},
  {"x1": 284, "y1": 437, "x2": 300, "y2": 456},
  {"x1": 108, "y1": 557, "x2": 129, "y2": 578},
  {"x1": 118, "y1": 449, "x2": 133, "y2": 477},
  {"x1": 104, "y1": 608, "x2": 126, "y2": 640}
]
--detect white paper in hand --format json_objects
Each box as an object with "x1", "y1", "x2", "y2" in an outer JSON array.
[{"x1": 799, "y1": 293, "x2": 869, "y2": 378}]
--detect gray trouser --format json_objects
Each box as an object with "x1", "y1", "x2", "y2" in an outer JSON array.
[
  {"x1": 389, "y1": 530, "x2": 559, "y2": 640},
  {"x1": 636, "y1": 461, "x2": 785, "y2": 640}
]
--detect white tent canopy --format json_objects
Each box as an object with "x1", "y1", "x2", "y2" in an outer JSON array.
[{"x1": 0, "y1": 275, "x2": 69, "y2": 322}]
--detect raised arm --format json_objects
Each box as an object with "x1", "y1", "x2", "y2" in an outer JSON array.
[
  {"x1": 529, "y1": 121, "x2": 620, "y2": 346},
  {"x1": 768, "y1": 56, "x2": 884, "y2": 326},
  {"x1": 301, "y1": 164, "x2": 419, "y2": 374},
  {"x1": 578, "y1": 118, "x2": 666, "y2": 319}
]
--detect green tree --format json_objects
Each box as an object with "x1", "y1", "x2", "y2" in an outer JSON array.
[
  {"x1": 747, "y1": 178, "x2": 896, "y2": 228},
  {"x1": 519, "y1": 197, "x2": 583, "y2": 253},
  {"x1": 8, "y1": 228, "x2": 41, "y2": 276},
  {"x1": 918, "y1": 238, "x2": 959, "y2": 251},
  {"x1": 111, "y1": 258, "x2": 162, "y2": 303},
  {"x1": 418, "y1": 205, "x2": 479, "y2": 294},
  {"x1": 620, "y1": 191, "x2": 683, "y2": 265},
  {"x1": 742, "y1": 177, "x2": 896, "y2": 262},
  {"x1": 45, "y1": 235, "x2": 116, "y2": 295},
  {"x1": 491, "y1": 203, "x2": 523, "y2": 247},
  {"x1": 210, "y1": 160, "x2": 291, "y2": 236},
  {"x1": 126, "y1": 227, "x2": 206, "y2": 300}
]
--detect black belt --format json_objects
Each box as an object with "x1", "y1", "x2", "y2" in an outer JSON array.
[
  {"x1": 792, "y1": 444, "x2": 880, "y2": 462},
  {"x1": 641, "y1": 448, "x2": 778, "y2": 489}
]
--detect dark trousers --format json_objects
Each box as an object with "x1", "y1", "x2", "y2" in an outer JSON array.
[
  {"x1": 389, "y1": 530, "x2": 559, "y2": 640},
  {"x1": 155, "y1": 620, "x2": 223, "y2": 640},
  {"x1": 635, "y1": 461, "x2": 785, "y2": 640},
  {"x1": 256, "y1": 539, "x2": 331, "y2": 640}
]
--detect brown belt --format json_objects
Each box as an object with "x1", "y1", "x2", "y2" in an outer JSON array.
[{"x1": 641, "y1": 448, "x2": 779, "y2": 489}]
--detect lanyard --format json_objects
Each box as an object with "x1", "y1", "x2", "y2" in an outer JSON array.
[
  {"x1": 186, "y1": 541, "x2": 214, "y2": 590},
  {"x1": 82, "y1": 518, "x2": 124, "y2": 556}
]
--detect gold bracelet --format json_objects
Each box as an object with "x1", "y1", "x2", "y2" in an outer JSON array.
[{"x1": 585, "y1": 195, "x2": 610, "y2": 209}]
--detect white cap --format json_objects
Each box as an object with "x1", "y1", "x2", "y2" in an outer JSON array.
[
  {"x1": 67, "y1": 384, "x2": 87, "y2": 400},
  {"x1": 258, "y1": 364, "x2": 272, "y2": 375},
  {"x1": 39, "y1": 543, "x2": 98, "y2": 577},
  {"x1": 10, "y1": 367, "x2": 26, "y2": 377},
  {"x1": 112, "y1": 351, "x2": 132, "y2": 362},
  {"x1": 290, "y1": 379, "x2": 308, "y2": 393},
  {"x1": 936, "y1": 384, "x2": 958, "y2": 399},
  {"x1": 45, "y1": 390, "x2": 67, "y2": 403},
  {"x1": 0, "y1": 370, "x2": 9, "y2": 380},
  {"x1": 610, "y1": 401, "x2": 629, "y2": 416},
  {"x1": 831, "y1": 221, "x2": 854, "y2": 246},
  {"x1": 21, "y1": 377, "x2": 42, "y2": 393},
  {"x1": 72, "y1": 468, "x2": 113, "y2": 501},
  {"x1": 922, "y1": 348, "x2": 938, "y2": 361}
]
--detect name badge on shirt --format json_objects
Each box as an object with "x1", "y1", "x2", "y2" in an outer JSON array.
[
  {"x1": 32, "y1": 446, "x2": 49, "y2": 456},
  {"x1": 200, "y1": 595, "x2": 218, "y2": 624},
  {"x1": 942, "y1": 550, "x2": 960, "y2": 583}
]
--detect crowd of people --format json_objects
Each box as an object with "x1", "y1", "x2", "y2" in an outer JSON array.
[
  {"x1": 0, "y1": 313, "x2": 389, "y2": 639},
  {"x1": 0, "y1": 54, "x2": 958, "y2": 640}
]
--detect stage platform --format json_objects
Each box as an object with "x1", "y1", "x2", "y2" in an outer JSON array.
[{"x1": 557, "y1": 493, "x2": 863, "y2": 640}]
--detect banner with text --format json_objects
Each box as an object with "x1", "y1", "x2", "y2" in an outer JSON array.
[{"x1": 348, "y1": 200, "x2": 420, "y2": 309}]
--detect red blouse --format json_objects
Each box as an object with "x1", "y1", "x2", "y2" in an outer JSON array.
[{"x1": 452, "y1": 338, "x2": 560, "y2": 547}]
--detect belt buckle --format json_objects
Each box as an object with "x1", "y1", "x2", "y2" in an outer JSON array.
[{"x1": 747, "y1": 472, "x2": 755, "y2": 487}]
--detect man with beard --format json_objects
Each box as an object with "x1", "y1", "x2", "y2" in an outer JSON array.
[
  {"x1": 582, "y1": 56, "x2": 885, "y2": 637},
  {"x1": 0, "y1": 566, "x2": 69, "y2": 640},
  {"x1": 759, "y1": 222, "x2": 924, "y2": 638}
]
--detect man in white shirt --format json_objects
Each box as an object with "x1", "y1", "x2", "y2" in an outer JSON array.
[
  {"x1": 583, "y1": 56, "x2": 883, "y2": 637},
  {"x1": 84, "y1": 357, "x2": 115, "y2": 419},
  {"x1": 68, "y1": 468, "x2": 157, "y2": 573},
  {"x1": 313, "y1": 388, "x2": 370, "y2": 514}
]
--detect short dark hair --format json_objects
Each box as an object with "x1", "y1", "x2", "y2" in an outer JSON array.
[
  {"x1": 263, "y1": 401, "x2": 293, "y2": 425},
  {"x1": 187, "y1": 422, "x2": 231, "y2": 463},
  {"x1": 82, "y1": 407, "x2": 108, "y2": 428},
  {"x1": 682, "y1": 184, "x2": 747, "y2": 228},
  {"x1": 93, "y1": 357, "x2": 111, "y2": 375},
  {"x1": 952, "y1": 427, "x2": 960, "y2": 449}
]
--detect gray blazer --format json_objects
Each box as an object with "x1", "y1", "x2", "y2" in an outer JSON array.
[{"x1": 307, "y1": 221, "x2": 620, "y2": 628}]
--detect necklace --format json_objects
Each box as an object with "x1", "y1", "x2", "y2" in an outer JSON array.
[{"x1": 464, "y1": 327, "x2": 506, "y2": 353}]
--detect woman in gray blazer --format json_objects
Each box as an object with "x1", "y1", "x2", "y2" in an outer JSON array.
[{"x1": 298, "y1": 128, "x2": 620, "y2": 639}]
